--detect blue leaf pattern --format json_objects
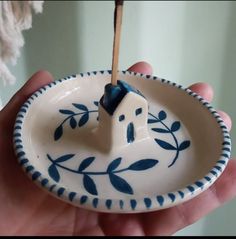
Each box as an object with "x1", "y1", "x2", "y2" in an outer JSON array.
[
  {"x1": 55, "y1": 154, "x2": 75, "y2": 163},
  {"x1": 79, "y1": 113, "x2": 89, "y2": 127},
  {"x1": 171, "y1": 121, "x2": 180, "y2": 132},
  {"x1": 48, "y1": 164, "x2": 60, "y2": 182},
  {"x1": 155, "y1": 139, "x2": 176, "y2": 150},
  {"x1": 107, "y1": 158, "x2": 122, "y2": 172},
  {"x1": 152, "y1": 128, "x2": 169, "y2": 133},
  {"x1": 179, "y1": 141, "x2": 191, "y2": 151},
  {"x1": 148, "y1": 110, "x2": 191, "y2": 167},
  {"x1": 78, "y1": 157, "x2": 95, "y2": 172},
  {"x1": 59, "y1": 109, "x2": 75, "y2": 115},
  {"x1": 49, "y1": 106, "x2": 191, "y2": 196},
  {"x1": 148, "y1": 119, "x2": 159, "y2": 124},
  {"x1": 54, "y1": 125, "x2": 63, "y2": 141},
  {"x1": 83, "y1": 174, "x2": 98, "y2": 195},
  {"x1": 72, "y1": 103, "x2": 88, "y2": 112},
  {"x1": 70, "y1": 117, "x2": 77, "y2": 129},
  {"x1": 158, "y1": 111, "x2": 167, "y2": 120},
  {"x1": 54, "y1": 102, "x2": 99, "y2": 141},
  {"x1": 128, "y1": 159, "x2": 159, "y2": 171},
  {"x1": 109, "y1": 174, "x2": 133, "y2": 195}
]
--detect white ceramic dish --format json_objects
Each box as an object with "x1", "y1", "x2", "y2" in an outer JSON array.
[{"x1": 13, "y1": 70, "x2": 231, "y2": 213}]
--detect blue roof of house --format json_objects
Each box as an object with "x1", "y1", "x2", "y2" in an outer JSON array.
[{"x1": 100, "y1": 80, "x2": 145, "y2": 115}]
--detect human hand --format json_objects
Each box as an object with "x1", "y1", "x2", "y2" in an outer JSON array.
[{"x1": 0, "y1": 62, "x2": 235, "y2": 236}]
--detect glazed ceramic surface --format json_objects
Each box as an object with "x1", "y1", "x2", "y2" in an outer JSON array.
[{"x1": 13, "y1": 70, "x2": 231, "y2": 213}]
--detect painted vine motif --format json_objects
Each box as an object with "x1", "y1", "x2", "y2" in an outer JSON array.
[
  {"x1": 50, "y1": 102, "x2": 191, "y2": 195},
  {"x1": 53, "y1": 102, "x2": 190, "y2": 168},
  {"x1": 54, "y1": 101, "x2": 99, "y2": 141},
  {"x1": 47, "y1": 154, "x2": 159, "y2": 196},
  {"x1": 148, "y1": 111, "x2": 191, "y2": 167}
]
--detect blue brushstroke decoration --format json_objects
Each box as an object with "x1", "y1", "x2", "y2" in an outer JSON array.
[
  {"x1": 107, "y1": 158, "x2": 122, "y2": 172},
  {"x1": 156, "y1": 195, "x2": 164, "y2": 206},
  {"x1": 127, "y1": 122, "x2": 135, "y2": 143},
  {"x1": 106, "y1": 199, "x2": 112, "y2": 209},
  {"x1": 168, "y1": 193, "x2": 176, "y2": 202},
  {"x1": 171, "y1": 121, "x2": 180, "y2": 132},
  {"x1": 59, "y1": 109, "x2": 75, "y2": 115},
  {"x1": 130, "y1": 199, "x2": 137, "y2": 210},
  {"x1": 119, "y1": 200, "x2": 124, "y2": 209},
  {"x1": 47, "y1": 154, "x2": 158, "y2": 196},
  {"x1": 109, "y1": 173, "x2": 133, "y2": 195},
  {"x1": 48, "y1": 164, "x2": 60, "y2": 183},
  {"x1": 54, "y1": 125, "x2": 63, "y2": 141},
  {"x1": 178, "y1": 191, "x2": 184, "y2": 199},
  {"x1": 80, "y1": 195, "x2": 88, "y2": 204},
  {"x1": 55, "y1": 154, "x2": 75, "y2": 163},
  {"x1": 135, "y1": 108, "x2": 142, "y2": 116},
  {"x1": 69, "y1": 192, "x2": 76, "y2": 201},
  {"x1": 83, "y1": 174, "x2": 98, "y2": 196},
  {"x1": 54, "y1": 103, "x2": 98, "y2": 141},
  {"x1": 72, "y1": 103, "x2": 88, "y2": 112},
  {"x1": 128, "y1": 159, "x2": 159, "y2": 171},
  {"x1": 41, "y1": 179, "x2": 49, "y2": 186},
  {"x1": 144, "y1": 198, "x2": 152, "y2": 208},
  {"x1": 78, "y1": 157, "x2": 95, "y2": 172},
  {"x1": 70, "y1": 117, "x2": 77, "y2": 129},
  {"x1": 57, "y1": 187, "x2": 65, "y2": 197},
  {"x1": 119, "y1": 114, "x2": 125, "y2": 122},
  {"x1": 149, "y1": 111, "x2": 191, "y2": 167},
  {"x1": 155, "y1": 139, "x2": 176, "y2": 150}
]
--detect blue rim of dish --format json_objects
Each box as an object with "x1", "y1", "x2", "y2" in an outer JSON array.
[{"x1": 13, "y1": 70, "x2": 231, "y2": 212}]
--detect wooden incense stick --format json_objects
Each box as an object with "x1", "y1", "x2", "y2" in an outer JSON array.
[{"x1": 111, "y1": 0, "x2": 124, "y2": 85}]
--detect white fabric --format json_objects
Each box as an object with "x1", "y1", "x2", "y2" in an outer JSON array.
[{"x1": 0, "y1": 1, "x2": 44, "y2": 85}]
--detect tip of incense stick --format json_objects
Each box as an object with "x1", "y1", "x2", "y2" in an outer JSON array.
[{"x1": 115, "y1": 0, "x2": 124, "y2": 6}]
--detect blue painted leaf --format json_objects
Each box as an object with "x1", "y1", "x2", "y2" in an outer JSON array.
[
  {"x1": 70, "y1": 117, "x2": 77, "y2": 129},
  {"x1": 48, "y1": 164, "x2": 60, "y2": 182},
  {"x1": 148, "y1": 119, "x2": 159, "y2": 124},
  {"x1": 155, "y1": 139, "x2": 176, "y2": 150},
  {"x1": 83, "y1": 174, "x2": 98, "y2": 195},
  {"x1": 158, "y1": 111, "x2": 167, "y2": 120},
  {"x1": 79, "y1": 113, "x2": 89, "y2": 127},
  {"x1": 78, "y1": 157, "x2": 95, "y2": 172},
  {"x1": 179, "y1": 140, "x2": 191, "y2": 151},
  {"x1": 152, "y1": 128, "x2": 169, "y2": 133},
  {"x1": 128, "y1": 159, "x2": 159, "y2": 171},
  {"x1": 55, "y1": 154, "x2": 75, "y2": 163},
  {"x1": 54, "y1": 125, "x2": 63, "y2": 141},
  {"x1": 59, "y1": 109, "x2": 75, "y2": 115},
  {"x1": 171, "y1": 121, "x2": 180, "y2": 132},
  {"x1": 72, "y1": 103, "x2": 88, "y2": 112},
  {"x1": 107, "y1": 157, "x2": 122, "y2": 172},
  {"x1": 109, "y1": 174, "x2": 133, "y2": 195},
  {"x1": 94, "y1": 101, "x2": 99, "y2": 106}
]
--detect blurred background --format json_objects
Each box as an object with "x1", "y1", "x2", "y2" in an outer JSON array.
[{"x1": 0, "y1": 1, "x2": 235, "y2": 235}]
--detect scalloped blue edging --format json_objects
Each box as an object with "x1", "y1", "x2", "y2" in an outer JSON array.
[{"x1": 13, "y1": 70, "x2": 231, "y2": 212}]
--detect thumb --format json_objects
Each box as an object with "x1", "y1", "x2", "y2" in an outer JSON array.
[{"x1": 0, "y1": 70, "x2": 53, "y2": 130}]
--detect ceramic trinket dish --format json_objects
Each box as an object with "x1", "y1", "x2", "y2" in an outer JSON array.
[{"x1": 13, "y1": 70, "x2": 231, "y2": 213}]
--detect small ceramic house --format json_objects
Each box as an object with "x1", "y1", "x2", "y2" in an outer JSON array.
[{"x1": 94, "y1": 80, "x2": 150, "y2": 151}]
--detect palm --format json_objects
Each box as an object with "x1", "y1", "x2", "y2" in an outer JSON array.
[{"x1": 0, "y1": 63, "x2": 235, "y2": 236}]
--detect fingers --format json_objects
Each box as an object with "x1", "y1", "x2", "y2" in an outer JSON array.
[
  {"x1": 0, "y1": 70, "x2": 53, "y2": 129},
  {"x1": 127, "y1": 61, "x2": 153, "y2": 75},
  {"x1": 142, "y1": 159, "x2": 236, "y2": 236},
  {"x1": 127, "y1": 64, "x2": 232, "y2": 131},
  {"x1": 188, "y1": 82, "x2": 231, "y2": 131},
  {"x1": 188, "y1": 82, "x2": 214, "y2": 102}
]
